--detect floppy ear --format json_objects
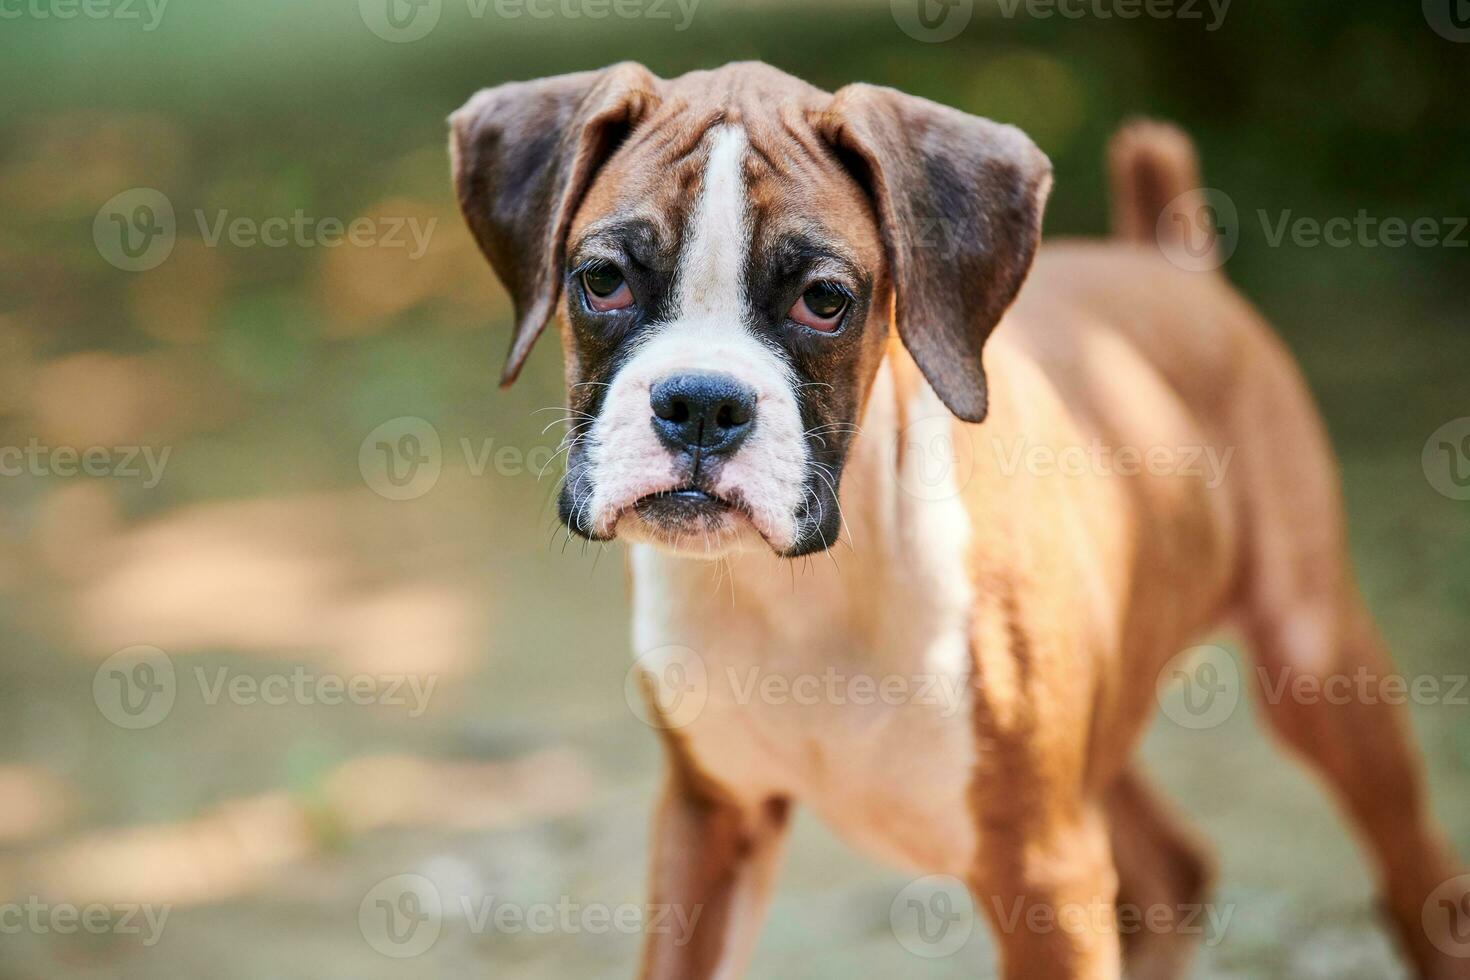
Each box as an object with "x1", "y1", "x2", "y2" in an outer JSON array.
[
  {"x1": 817, "y1": 84, "x2": 1051, "y2": 423},
  {"x1": 449, "y1": 62, "x2": 661, "y2": 386}
]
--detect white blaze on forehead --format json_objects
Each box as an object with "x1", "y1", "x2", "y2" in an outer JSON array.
[
  {"x1": 675, "y1": 125, "x2": 751, "y2": 319},
  {"x1": 582, "y1": 123, "x2": 812, "y2": 554}
]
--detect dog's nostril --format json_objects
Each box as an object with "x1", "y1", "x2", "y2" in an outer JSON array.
[{"x1": 652, "y1": 391, "x2": 689, "y2": 424}]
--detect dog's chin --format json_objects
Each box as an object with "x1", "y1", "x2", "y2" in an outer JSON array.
[
  {"x1": 613, "y1": 488, "x2": 771, "y2": 559},
  {"x1": 558, "y1": 473, "x2": 843, "y2": 560}
]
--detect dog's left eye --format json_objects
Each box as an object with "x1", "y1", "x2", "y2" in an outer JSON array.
[
  {"x1": 582, "y1": 263, "x2": 633, "y2": 312},
  {"x1": 787, "y1": 281, "x2": 849, "y2": 333}
]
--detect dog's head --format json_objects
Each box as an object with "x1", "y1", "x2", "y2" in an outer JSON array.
[{"x1": 450, "y1": 62, "x2": 1049, "y2": 558}]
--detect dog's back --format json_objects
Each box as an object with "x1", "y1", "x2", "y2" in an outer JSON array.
[
  {"x1": 968, "y1": 133, "x2": 1462, "y2": 976},
  {"x1": 959, "y1": 122, "x2": 1356, "y2": 761},
  {"x1": 1006, "y1": 122, "x2": 1343, "y2": 633}
]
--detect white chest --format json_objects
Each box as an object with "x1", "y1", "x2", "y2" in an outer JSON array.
[{"x1": 627, "y1": 403, "x2": 982, "y2": 876}]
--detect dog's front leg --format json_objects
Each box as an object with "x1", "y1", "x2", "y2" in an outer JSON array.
[
  {"x1": 974, "y1": 805, "x2": 1123, "y2": 980},
  {"x1": 639, "y1": 773, "x2": 791, "y2": 980}
]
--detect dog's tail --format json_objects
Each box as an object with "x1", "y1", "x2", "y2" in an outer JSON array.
[{"x1": 1108, "y1": 119, "x2": 1215, "y2": 263}]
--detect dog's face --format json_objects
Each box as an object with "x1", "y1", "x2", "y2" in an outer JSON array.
[
  {"x1": 451, "y1": 62, "x2": 1050, "y2": 558},
  {"x1": 556, "y1": 117, "x2": 887, "y2": 557}
]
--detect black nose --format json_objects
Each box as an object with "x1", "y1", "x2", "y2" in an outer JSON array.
[{"x1": 650, "y1": 373, "x2": 756, "y2": 457}]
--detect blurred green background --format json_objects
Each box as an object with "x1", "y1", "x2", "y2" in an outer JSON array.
[{"x1": 0, "y1": 1, "x2": 1466, "y2": 977}]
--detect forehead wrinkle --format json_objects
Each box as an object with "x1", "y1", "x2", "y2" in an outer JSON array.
[
  {"x1": 616, "y1": 96, "x2": 696, "y2": 156},
  {"x1": 742, "y1": 132, "x2": 788, "y2": 181},
  {"x1": 621, "y1": 104, "x2": 728, "y2": 167},
  {"x1": 742, "y1": 113, "x2": 837, "y2": 186},
  {"x1": 779, "y1": 112, "x2": 840, "y2": 173},
  {"x1": 617, "y1": 98, "x2": 683, "y2": 156}
]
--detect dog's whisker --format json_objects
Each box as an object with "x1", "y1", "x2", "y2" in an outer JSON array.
[
  {"x1": 530, "y1": 406, "x2": 595, "y2": 417},
  {"x1": 538, "y1": 433, "x2": 588, "y2": 479},
  {"x1": 541, "y1": 416, "x2": 596, "y2": 436},
  {"x1": 808, "y1": 463, "x2": 853, "y2": 549}
]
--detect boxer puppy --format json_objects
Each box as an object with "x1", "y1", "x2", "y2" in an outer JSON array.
[{"x1": 450, "y1": 61, "x2": 1467, "y2": 979}]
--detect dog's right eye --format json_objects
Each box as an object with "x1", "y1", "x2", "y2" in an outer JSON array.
[{"x1": 582, "y1": 264, "x2": 633, "y2": 311}]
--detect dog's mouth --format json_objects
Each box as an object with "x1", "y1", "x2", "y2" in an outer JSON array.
[
  {"x1": 631, "y1": 485, "x2": 740, "y2": 527},
  {"x1": 614, "y1": 483, "x2": 775, "y2": 555}
]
